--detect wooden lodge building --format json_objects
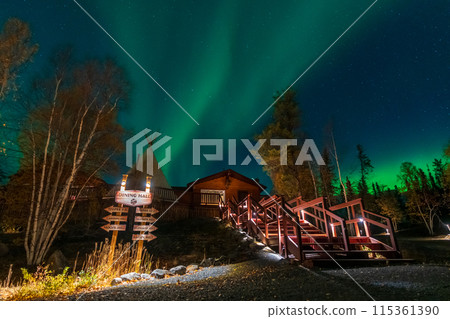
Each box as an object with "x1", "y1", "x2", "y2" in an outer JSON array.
[{"x1": 174, "y1": 169, "x2": 265, "y2": 208}]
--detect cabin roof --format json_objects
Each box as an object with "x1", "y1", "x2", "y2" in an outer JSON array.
[{"x1": 186, "y1": 169, "x2": 266, "y2": 189}]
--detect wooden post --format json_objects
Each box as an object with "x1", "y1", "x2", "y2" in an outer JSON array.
[
  {"x1": 5, "y1": 264, "x2": 13, "y2": 288},
  {"x1": 247, "y1": 194, "x2": 251, "y2": 226},
  {"x1": 264, "y1": 207, "x2": 268, "y2": 238},
  {"x1": 135, "y1": 175, "x2": 152, "y2": 273},
  {"x1": 354, "y1": 220, "x2": 361, "y2": 237},
  {"x1": 281, "y1": 199, "x2": 289, "y2": 258},
  {"x1": 293, "y1": 214, "x2": 303, "y2": 262},
  {"x1": 108, "y1": 174, "x2": 128, "y2": 268},
  {"x1": 276, "y1": 204, "x2": 283, "y2": 256},
  {"x1": 386, "y1": 218, "x2": 398, "y2": 251},
  {"x1": 341, "y1": 219, "x2": 350, "y2": 252}
]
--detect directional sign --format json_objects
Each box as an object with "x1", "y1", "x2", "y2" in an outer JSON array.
[
  {"x1": 103, "y1": 215, "x2": 128, "y2": 223},
  {"x1": 135, "y1": 216, "x2": 157, "y2": 223},
  {"x1": 104, "y1": 206, "x2": 129, "y2": 214},
  {"x1": 133, "y1": 225, "x2": 158, "y2": 232},
  {"x1": 115, "y1": 190, "x2": 152, "y2": 207},
  {"x1": 132, "y1": 233, "x2": 157, "y2": 242},
  {"x1": 101, "y1": 224, "x2": 126, "y2": 232},
  {"x1": 136, "y1": 207, "x2": 159, "y2": 215}
]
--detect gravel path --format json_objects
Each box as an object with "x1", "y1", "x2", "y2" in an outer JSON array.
[{"x1": 71, "y1": 249, "x2": 450, "y2": 301}]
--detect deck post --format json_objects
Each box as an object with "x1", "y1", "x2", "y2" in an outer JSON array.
[
  {"x1": 281, "y1": 198, "x2": 289, "y2": 258},
  {"x1": 108, "y1": 174, "x2": 128, "y2": 269},
  {"x1": 386, "y1": 218, "x2": 398, "y2": 251},
  {"x1": 294, "y1": 214, "x2": 303, "y2": 262},
  {"x1": 354, "y1": 220, "x2": 361, "y2": 237},
  {"x1": 341, "y1": 219, "x2": 350, "y2": 252},
  {"x1": 276, "y1": 204, "x2": 283, "y2": 256},
  {"x1": 247, "y1": 194, "x2": 252, "y2": 225},
  {"x1": 264, "y1": 208, "x2": 268, "y2": 238}
]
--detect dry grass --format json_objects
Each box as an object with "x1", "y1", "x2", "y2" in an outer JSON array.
[{"x1": 0, "y1": 239, "x2": 155, "y2": 300}]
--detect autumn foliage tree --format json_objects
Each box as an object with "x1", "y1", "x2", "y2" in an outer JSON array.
[
  {"x1": 19, "y1": 50, "x2": 128, "y2": 265},
  {"x1": 0, "y1": 17, "x2": 38, "y2": 182},
  {"x1": 0, "y1": 17, "x2": 38, "y2": 100},
  {"x1": 257, "y1": 89, "x2": 317, "y2": 200},
  {"x1": 398, "y1": 162, "x2": 443, "y2": 235}
]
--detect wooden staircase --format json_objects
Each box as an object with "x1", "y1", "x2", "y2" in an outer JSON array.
[{"x1": 220, "y1": 194, "x2": 401, "y2": 262}]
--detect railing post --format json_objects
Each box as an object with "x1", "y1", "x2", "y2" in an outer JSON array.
[
  {"x1": 325, "y1": 214, "x2": 331, "y2": 242},
  {"x1": 247, "y1": 194, "x2": 252, "y2": 223},
  {"x1": 386, "y1": 218, "x2": 398, "y2": 251},
  {"x1": 341, "y1": 220, "x2": 350, "y2": 252},
  {"x1": 264, "y1": 208, "x2": 268, "y2": 238},
  {"x1": 281, "y1": 198, "x2": 289, "y2": 258},
  {"x1": 294, "y1": 214, "x2": 303, "y2": 262},
  {"x1": 276, "y1": 204, "x2": 283, "y2": 256},
  {"x1": 354, "y1": 220, "x2": 361, "y2": 237},
  {"x1": 362, "y1": 212, "x2": 371, "y2": 237}
]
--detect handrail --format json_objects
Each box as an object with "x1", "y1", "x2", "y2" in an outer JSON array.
[
  {"x1": 328, "y1": 198, "x2": 363, "y2": 211},
  {"x1": 221, "y1": 194, "x2": 399, "y2": 260}
]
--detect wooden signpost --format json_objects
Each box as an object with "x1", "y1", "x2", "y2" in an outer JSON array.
[
  {"x1": 136, "y1": 207, "x2": 159, "y2": 215},
  {"x1": 134, "y1": 176, "x2": 157, "y2": 272},
  {"x1": 101, "y1": 224, "x2": 127, "y2": 232},
  {"x1": 133, "y1": 225, "x2": 158, "y2": 232},
  {"x1": 104, "y1": 206, "x2": 129, "y2": 214},
  {"x1": 106, "y1": 174, "x2": 129, "y2": 268},
  {"x1": 103, "y1": 215, "x2": 128, "y2": 223},
  {"x1": 102, "y1": 174, "x2": 158, "y2": 273},
  {"x1": 115, "y1": 190, "x2": 153, "y2": 207},
  {"x1": 134, "y1": 216, "x2": 157, "y2": 223},
  {"x1": 132, "y1": 233, "x2": 157, "y2": 241}
]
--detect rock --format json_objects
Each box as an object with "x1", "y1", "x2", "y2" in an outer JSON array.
[
  {"x1": 214, "y1": 256, "x2": 226, "y2": 265},
  {"x1": 200, "y1": 257, "x2": 214, "y2": 267},
  {"x1": 170, "y1": 265, "x2": 186, "y2": 275},
  {"x1": 186, "y1": 264, "x2": 199, "y2": 273},
  {"x1": 0, "y1": 242, "x2": 8, "y2": 257},
  {"x1": 110, "y1": 278, "x2": 123, "y2": 286},
  {"x1": 261, "y1": 246, "x2": 275, "y2": 253},
  {"x1": 120, "y1": 272, "x2": 141, "y2": 281},
  {"x1": 47, "y1": 250, "x2": 68, "y2": 273},
  {"x1": 140, "y1": 273, "x2": 152, "y2": 280},
  {"x1": 151, "y1": 269, "x2": 170, "y2": 279},
  {"x1": 249, "y1": 242, "x2": 265, "y2": 250}
]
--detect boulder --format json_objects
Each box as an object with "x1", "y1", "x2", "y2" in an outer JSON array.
[
  {"x1": 0, "y1": 242, "x2": 8, "y2": 257},
  {"x1": 120, "y1": 272, "x2": 141, "y2": 281},
  {"x1": 140, "y1": 273, "x2": 152, "y2": 280},
  {"x1": 47, "y1": 250, "x2": 68, "y2": 273},
  {"x1": 214, "y1": 256, "x2": 226, "y2": 265},
  {"x1": 110, "y1": 278, "x2": 123, "y2": 286},
  {"x1": 169, "y1": 265, "x2": 186, "y2": 275},
  {"x1": 200, "y1": 257, "x2": 214, "y2": 267},
  {"x1": 249, "y1": 242, "x2": 264, "y2": 250},
  {"x1": 151, "y1": 269, "x2": 170, "y2": 279},
  {"x1": 186, "y1": 264, "x2": 199, "y2": 273}
]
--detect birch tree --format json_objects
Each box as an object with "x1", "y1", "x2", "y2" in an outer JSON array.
[
  {"x1": 398, "y1": 162, "x2": 441, "y2": 236},
  {"x1": 19, "y1": 51, "x2": 128, "y2": 265}
]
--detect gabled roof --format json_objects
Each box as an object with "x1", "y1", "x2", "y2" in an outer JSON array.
[
  {"x1": 187, "y1": 169, "x2": 266, "y2": 189},
  {"x1": 103, "y1": 147, "x2": 175, "y2": 200}
]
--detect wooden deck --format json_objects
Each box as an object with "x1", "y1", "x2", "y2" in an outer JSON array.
[{"x1": 220, "y1": 194, "x2": 402, "y2": 261}]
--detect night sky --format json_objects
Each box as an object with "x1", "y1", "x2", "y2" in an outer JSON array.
[{"x1": 1, "y1": 0, "x2": 449, "y2": 189}]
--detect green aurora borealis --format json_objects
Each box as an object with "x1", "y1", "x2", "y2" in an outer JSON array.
[{"x1": 1, "y1": 0, "x2": 449, "y2": 189}]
